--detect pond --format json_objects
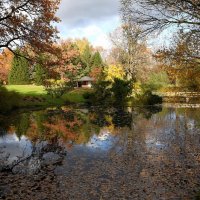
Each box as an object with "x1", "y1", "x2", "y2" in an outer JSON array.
[{"x1": 0, "y1": 105, "x2": 200, "y2": 199}]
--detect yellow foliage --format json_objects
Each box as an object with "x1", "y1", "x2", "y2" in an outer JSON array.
[
  {"x1": 130, "y1": 81, "x2": 143, "y2": 97},
  {"x1": 104, "y1": 64, "x2": 125, "y2": 82},
  {"x1": 74, "y1": 38, "x2": 91, "y2": 54},
  {"x1": 47, "y1": 79, "x2": 65, "y2": 84}
]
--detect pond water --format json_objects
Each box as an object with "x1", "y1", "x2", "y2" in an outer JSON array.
[{"x1": 0, "y1": 105, "x2": 200, "y2": 199}]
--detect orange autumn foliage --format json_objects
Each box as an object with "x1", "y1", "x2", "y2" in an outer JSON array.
[
  {"x1": 0, "y1": 48, "x2": 13, "y2": 83},
  {"x1": 0, "y1": 0, "x2": 61, "y2": 56}
]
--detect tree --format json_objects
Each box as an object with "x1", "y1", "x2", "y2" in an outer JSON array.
[
  {"x1": 75, "y1": 38, "x2": 91, "y2": 54},
  {"x1": 89, "y1": 67, "x2": 103, "y2": 81},
  {"x1": 55, "y1": 40, "x2": 82, "y2": 81},
  {"x1": 33, "y1": 63, "x2": 46, "y2": 85},
  {"x1": 91, "y1": 52, "x2": 104, "y2": 68},
  {"x1": 121, "y1": 0, "x2": 200, "y2": 35},
  {"x1": 80, "y1": 44, "x2": 93, "y2": 75},
  {"x1": 0, "y1": 48, "x2": 14, "y2": 83},
  {"x1": 155, "y1": 34, "x2": 200, "y2": 89},
  {"x1": 87, "y1": 80, "x2": 113, "y2": 107},
  {"x1": 109, "y1": 27, "x2": 152, "y2": 82},
  {"x1": 104, "y1": 64, "x2": 125, "y2": 82},
  {"x1": 88, "y1": 51, "x2": 104, "y2": 81},
  {"x1": 120, "y1": 0, "x2": 200, "y2": 61},
  {"x1": 120, "y1": 0, "x2": 143, "y2": 81},
  {"x1": 43, "y1": 40, "x2": 82, "y2": 97},
  {"x1": 9, "y1": 53, "x2": 30, "y2": 85},
  {"x1": 0, "y1": 0, "x2": 60, "y2": 55},
  {"x1": 74, "y1": 39, "x2": 105, "y2": 78},
  {"x1": 111, "y1": 78, "x2": 132, "y2": 108}
]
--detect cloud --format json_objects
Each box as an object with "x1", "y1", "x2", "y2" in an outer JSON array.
[
  {"x1": 56, "y1": 0, "x2": 120, "y2": 49},
  {"x1": 57, "y1": 0, "x2": 120, "y2": 28},
  {"x1": 64, "y1": 25, "x2": 112, "y2": 49},
  {"x1": 58, "y1": 17, "x2": 120, "y2": 49}
]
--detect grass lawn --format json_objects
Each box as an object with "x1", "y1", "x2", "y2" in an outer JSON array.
[
  {"x1": 4, "y1": 85, "x2": 91, "y2": 109},
  {"x1": 6, "y1": 85, "x2": 47, "y2": 96}
]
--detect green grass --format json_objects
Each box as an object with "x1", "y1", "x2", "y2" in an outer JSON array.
[
  {"x1": 3, "y1": 85, "x2": 91, "y2": 109},
  {"x1": 5, "y1": 85, "x2": 47, "y2": 96}
]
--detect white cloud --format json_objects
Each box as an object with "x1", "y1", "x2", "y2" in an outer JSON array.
[
  {"x1": 57, "y1": 0, "x2": 120, "y2": 28},
  {"x1": 60, "y1": 24, "x2": 111, "y2": 49},
  {"x1": 56, "y1": 0, "x2": 120, "y2": 49}
]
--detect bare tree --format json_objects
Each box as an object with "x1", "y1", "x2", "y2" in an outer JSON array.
[
  {"x1": 120, "y1": 0, "x2": 141, "y2": 81},
  {"x1": 120, "y1": 0, "x2": 200, "y2": 60},
  {"x1": 109, "y1": 27, "x2": 153, "y2": 83},
  {"x1": 108, "y1": 0, "x2": 154, "y2": 82},
  {"x1": 122, "y1": 0, "x2": 200, "y2": 35}
]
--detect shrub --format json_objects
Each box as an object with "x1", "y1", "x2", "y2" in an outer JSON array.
[
  {"x1": 133, "y1": 87, "x2": 162, "y2": 106},
  {"x1": 84, "y1": 80, "x2": 112, "y2": 107},
  {"x1": 84, "y1": 79, "x2": 133, "y2": 108},
  {"x1": 82, "y1": 91, "x2": 94, "y2": 103},
  {"x1": 146, "y1": 71, "x2": 170, "y2": 91},
  {"x1": 111, "y1": 78, "x2": 132, "y2": 108},
  {"x1": 44, "y1": 79, "x2": 72, "y2": 98}
]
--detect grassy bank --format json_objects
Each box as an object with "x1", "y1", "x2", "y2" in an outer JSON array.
[
  {"x1": 2, "y1": 85, "x2": 90, "y2": 111},
  {"x1": 6, "y1": 85, "x2": 46, "y2": 96}
]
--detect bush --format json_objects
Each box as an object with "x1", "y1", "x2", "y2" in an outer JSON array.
[
  {"x1": 111, "y1": 78, "x2": 132, "y2": 108},
  {"x1": 133, "y1": 88, "x2": 162, "y2": 106},
  {"x1": 131, "y1": 82, "x2": 163, "y2": 106},
  {"x1": 177, "y1": 77, "x2": 200, "y2": 90},
  {"x1": 146, "y1": 71, "x2": 170, "y2": 91},
  {"x1": 0, "y1": 86, "x2": 21, "y2": 112},
  {"x1": 84, "y1": 79, "x2": 133, "y2": 108},
  {"x1": 84, "y1": 80, "x2": 112, "y2": 107},
  {"x1": 82, "y1": 91, "x2": 95, "y2": 103},
  {"x1": 44, "y1": 79, "x2": 72, "y2": 98}
]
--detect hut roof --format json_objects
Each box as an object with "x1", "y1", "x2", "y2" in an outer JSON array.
[{"x1": 78, "y1": 76, "x2": 94, "y2": 82}]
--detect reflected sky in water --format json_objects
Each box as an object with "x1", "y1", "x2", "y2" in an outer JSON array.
[
  {"x1": 1, "y1": 106, "x2": 200, "y2": 199},
  {"x1": 0, "y1": 106, "x2": 200, "y2": 167}
]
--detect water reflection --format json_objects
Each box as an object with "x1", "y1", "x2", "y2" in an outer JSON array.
[
  {"x1": 0, "y1": 106, "x2": 200, "y2": 199},
  {"x1": 0, "y1": 106, "x2": 200, "y2": 158},
  {"x1": 0, "y1": 106, "x2": 161, "y2": 171}
]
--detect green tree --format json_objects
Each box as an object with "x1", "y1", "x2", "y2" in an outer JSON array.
[
  {"x1": 146, "y1": 71, "x2": 170, "y2": 91},
  {"x1": 92, "y1": 51, "x2": 103, "y2": 68},
  {"x1": 80, "y1": 45, "x2": 93, "y2": 75},
  {"x1": 111, "y1": 78, "x2": 132, "y2": 108},
  {"x1": 84, "y1": 80, "x2": 112, "y2": 107},
  {"x1": 8, "y1": 55, "x2": 30, "y2": 85},
  {"x1": 34, "y1": 63, "x2": 46, "y2": 85}
]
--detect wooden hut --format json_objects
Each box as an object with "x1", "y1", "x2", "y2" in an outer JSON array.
[{"x1": 76, "y1": 76, "x2": 94, "y2": 88}]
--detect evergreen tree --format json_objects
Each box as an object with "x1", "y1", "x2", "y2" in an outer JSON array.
[
  {"x1": 34, "y1": 63, "x2": 46, "y2": 85},
  {"x1": 92, "y1": 51, "x2": 103, "y2": 68},
  {"x1": 80, "y1": 45, "x2": 93, "y2": 75},
  {"x1": 8, "y1": 55, "x2": 30, "y2": 85}
]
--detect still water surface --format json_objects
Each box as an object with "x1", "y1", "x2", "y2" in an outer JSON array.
[{"x1": 0, "y1": 106, "x2": 200, "y2": 199}]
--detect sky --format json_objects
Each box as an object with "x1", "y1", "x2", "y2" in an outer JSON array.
[
  {"x1": 56, "y1": 0, "x2": 121, "y2": 49},
  {"x1": 56, "y1": 0, "x2": 171, "y2": 51}
]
